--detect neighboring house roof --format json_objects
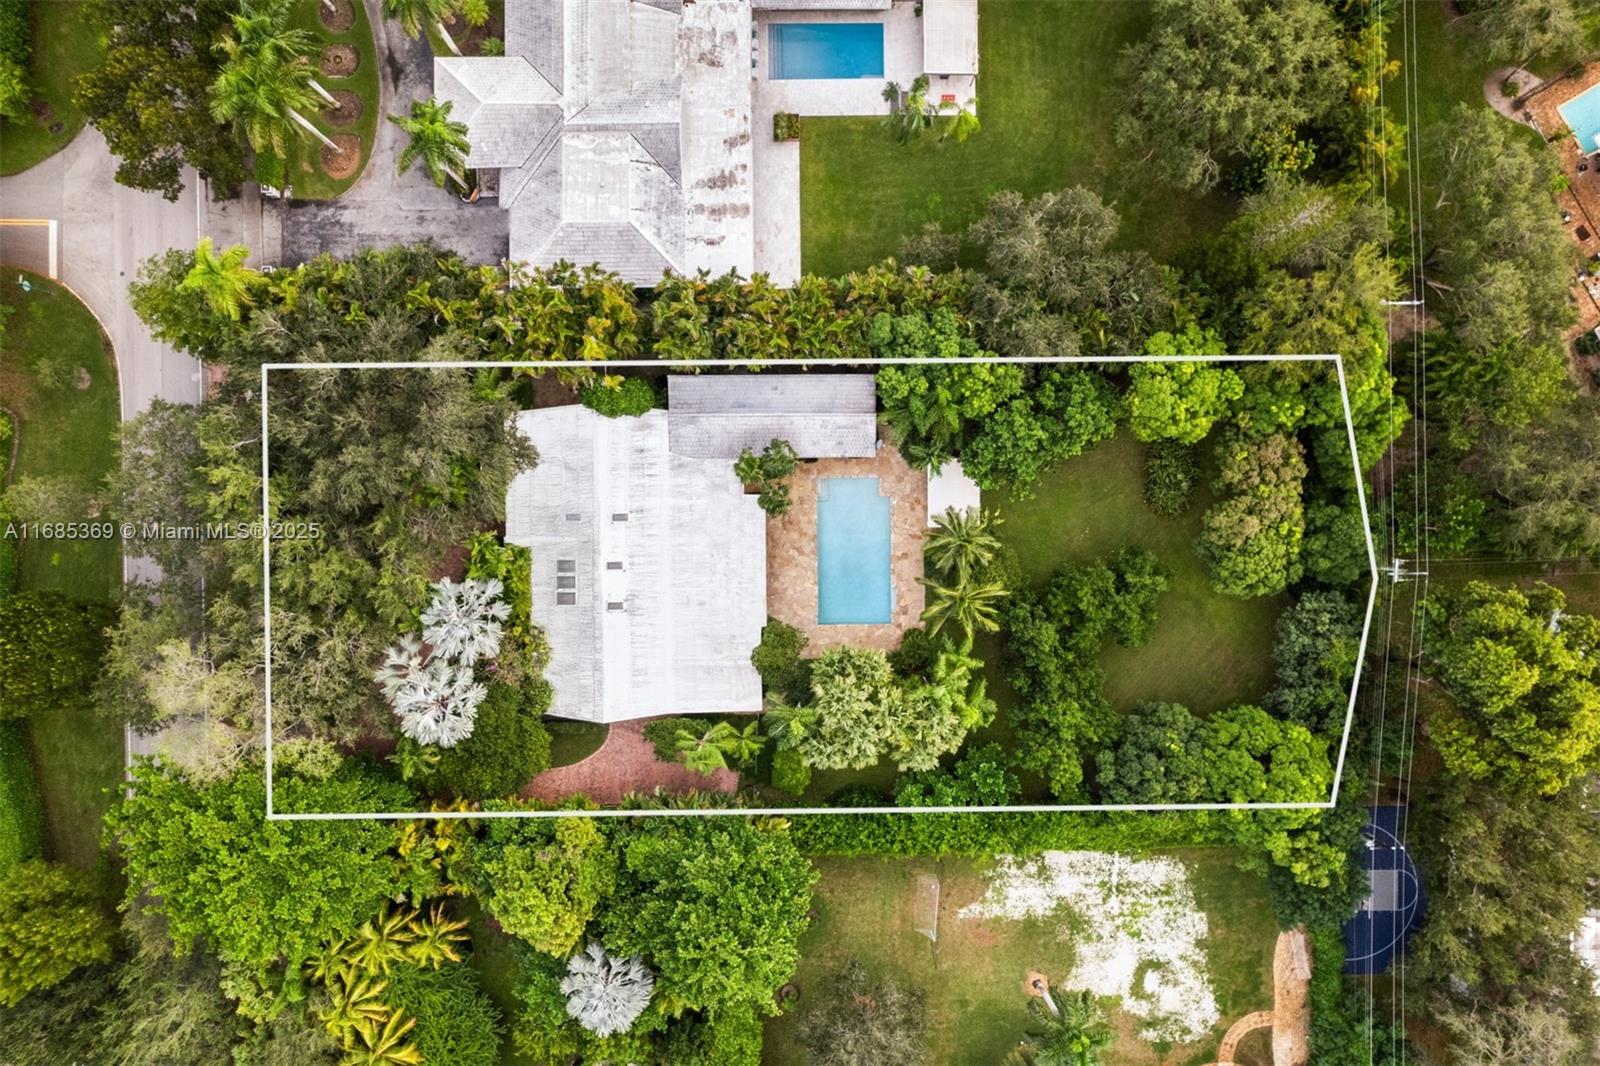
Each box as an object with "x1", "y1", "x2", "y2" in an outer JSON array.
[
  {"x1": 435, "y1": 0, "x2": 755, "y2": 285},
  {"x1": 752, "y1": 0, "x2": 891, "y2": 7},
  {"x1": 923, "y1": 0, "x2": 980, "y2": 75},
  {"x1": 504, "y1": 406, "x2": 766, "y2": 723},
  {"x1": 666, "y1": 373, "x2": 880, "y2": 458}
]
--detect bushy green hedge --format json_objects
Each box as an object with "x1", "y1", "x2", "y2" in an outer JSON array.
[
  {"x1": 0, "y1": 495, "x2": 17, "y2": 603},
  {"x1": 383, "y1": 963, "x2": 503, "y2": 1066},
  {"x1": 0, "y1": 591, "x2": 115, "y2": 720},
  {"x1": 578, "y1": 377, "x2": 656, "y2": 418},
  {"x1": 642, "y1": 717, "x2": 698, "y2": 762},
  {"x1": 789, "y1": 809, "x2": 1228, "y2": 857},
  {"x1": 0, "y1": 721, "x2": 44, "y2": 875},
  {"x1": 425, "y1": 680, "x2": 552, "y2": 801},
  {"x1": 0, "y1": 0, "x2": 27, "y2": 65},
  {"x1": 768, "y1": 747, "x2": 810, "y2": 797}
]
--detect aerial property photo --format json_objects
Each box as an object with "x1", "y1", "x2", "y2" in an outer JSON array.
[{"x1": 3, "y1": 0, "x2": 1600, "y2": 1065}]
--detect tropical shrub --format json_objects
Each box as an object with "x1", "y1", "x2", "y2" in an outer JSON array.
[
  {"x1": 768, "y1": 747, "x2": 811, "y2": 797},
  {"x1": 751, "y1": 619, "x2": 811, "y2": 703},
  {"x1": 472, "y1": 817, "x2": 616, "y2": 957},
  {"x1": 0, "y1": 860, "x2": 116, "y2": 1007},
  {"x1": 773, "y1": 111, "x2": 800, "y2": 140},
  {"x1": 422, "y1": 679, "x2": 553, "y2": 800},
  {"x1": 642, "y1": 717, "x2": 701, "y2": 762},
  {"x1": 1269, "y1": 591, "x2": 1361, "y2": 735},
  {"x1": 382, "y1": 963, "x2": 503, "y2": 1066},
  {"x1": 579, "y1": 376, "x2": 656, "y2": 418},
  {"x1": 0, "y1": 591, "x2": 115, "y2": 719},
  {"x1": 1197, "y1": 431, "x2": 1307, "y2": 598},
  {"x1": 733, "y1": 438, "x2": 799, "y2": 516},
  {"x1": 893, "y1": 743, "x2": 1018, "y2": 807},
  {"x1": 959, "y1": 367, "x2": 1120, "y2": 495}
]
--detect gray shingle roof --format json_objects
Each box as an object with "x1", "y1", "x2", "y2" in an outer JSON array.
[{"x1": 666, "y1": 374, "x2": 880, "y2": 458}]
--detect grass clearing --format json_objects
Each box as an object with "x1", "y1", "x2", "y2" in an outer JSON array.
[
  {"x1": 1, "y1": 271, "x2": 123, "y2": 873},
  {"x1": 285, "y1": 0, "x2": 380, "y2": 200},
  {"x1": 985, "y1": 433, "x2": 1284, "y2": 717},
  {"x1": 762, "y1": 850, "x2": 1276, "y2": 1066},
  {"x1": 465, "y1": 899, "x2": 538, "y2": 1066},
  {"x1": 546, "y1": 720, "x2": 608, "y2": 768},
  {"x1": 0, "y1": 0, "x2": 103, "y2": 176},
  {"x1": 798, "y1": 0, "x2": 1232, "y2": 276}
]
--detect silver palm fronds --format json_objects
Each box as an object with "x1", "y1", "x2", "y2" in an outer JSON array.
[
  {"x1": 421, "y1": 577, "x2": 511, "y2": 663},
  {"x1": 559, "y1": 942, "x2": 654, "y2": 1037},
  {"x1": 391, "y1": 659, "x2": 485, "y2": 748},
  {"x1": 373, "y1": 634, "x2": 427, "y2": 699}
]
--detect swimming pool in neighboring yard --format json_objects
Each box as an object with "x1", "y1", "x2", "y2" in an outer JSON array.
[
  {"x1": 768, "y1": 23, "x2": 885, "y2": 80},
  {"x1": 817, "y1": 476, "x2": 892, "y2": 624},
  {"x1": 1559, "y1": 82, "x2": 1600, "y2": 154}
]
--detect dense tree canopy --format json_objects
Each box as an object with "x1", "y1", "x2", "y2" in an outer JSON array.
[
  {"x1": 1197, "y1": 432, "x2": 1308, "y2": 598},
  {"x1": 1423, "y1": 582, "x2": 1600, "y2": 795}
]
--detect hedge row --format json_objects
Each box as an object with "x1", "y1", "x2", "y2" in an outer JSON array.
[
  {"x1": 0, "y1": 720, "x2": 45, "y2": 874},
  {"x1": 788, "y1": 809, "x2": 1230, "y2": 857}
]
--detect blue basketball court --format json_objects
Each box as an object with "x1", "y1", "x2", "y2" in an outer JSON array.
[{"x1": 1343, "y1": 806, "x2": 1426, "y2": 974}]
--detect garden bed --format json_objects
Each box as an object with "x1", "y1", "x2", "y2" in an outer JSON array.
[{"x1": 286, "y1": 0, "x2": 380, "y2": 199}]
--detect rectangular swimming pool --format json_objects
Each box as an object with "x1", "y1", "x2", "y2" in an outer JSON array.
[
  {"x1": 768, "y1": 23, "x2": 885, "y2": 80},
  {"x1": 817, "y1": 477, "x2": 892, "y2": 625},
  {"x1": 1559, "y1": 82, "x2": 1600, "y2": 154}
]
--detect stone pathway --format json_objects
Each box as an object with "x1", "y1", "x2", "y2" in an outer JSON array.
[{"x1": 520, "y1": 718, "x2": 737, "y2": 806}]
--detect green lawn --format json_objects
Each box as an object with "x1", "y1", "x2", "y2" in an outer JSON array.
[
  {"x1": 0, "y1": 1, "x2": 103, "y2": 176},
  {"x1": 545, "y1": 720, "x2": 608, "y2": 768},
  {"x1": 798, "y1": 0, "x2": 1232, "y2": 276},
  {"x1": 465, "y1": 899, "x2": 538, "y2": 1066},
  {"x1": 1, "y1": 271, "x2": 124, "y2": 873},
  {"x1": 762, "y1": 850, "x2": 1277, "y2": 1066},
  {"x1": 985, "y1": 432, "x2": 1284, "y2": 717},
  {"x1": 285, "y1": 0, "x2": 380, "y2": 200}
]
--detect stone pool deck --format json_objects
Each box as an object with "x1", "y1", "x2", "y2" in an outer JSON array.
[{"x1": 766, "y1": 433, "x2": 926, "y2": 654}]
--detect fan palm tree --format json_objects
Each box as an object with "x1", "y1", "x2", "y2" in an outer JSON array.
[
  {"x1": 920, "y1": 575, "x2": 1007, "y2": 640},
  {"x1": 383, "y1": 0, "x2": 455, "y2": 40},
  {"x1": 389, "y1": 97, "x2": 472, "y2": 191},
  {"x1": 211, "y1": 0, "x2": 335, "y2": 154},
  {"x1": 561, "y1": 943, "x2": 655, "y2": 1037},
  {"x1": 178, "y1": 238, "x2": 262, "y2": 321},
  {"x1": 1019, "y1": 989, "x2": 1111, "y2": 1066},
  {"x1": 925, "y1": 506, "x2": 1003, "y2": 581}
]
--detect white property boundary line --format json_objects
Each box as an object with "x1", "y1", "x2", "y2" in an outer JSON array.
[{"x1": 260, "y1": 355, "x2": 1379, "y2": 821}]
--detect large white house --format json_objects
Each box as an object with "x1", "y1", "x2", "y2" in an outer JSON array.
[{"x1": 434, "y1": 0, "x2": 979, "y2": 284}]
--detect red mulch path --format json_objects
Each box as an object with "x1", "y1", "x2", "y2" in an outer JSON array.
[{"x1": 521, "y1": 718, "x2": 738, "y2": 806}]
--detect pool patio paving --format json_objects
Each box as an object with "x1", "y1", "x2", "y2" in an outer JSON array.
[{"x1": 767, "y1": 431, "x2": 927, "y2": 654}]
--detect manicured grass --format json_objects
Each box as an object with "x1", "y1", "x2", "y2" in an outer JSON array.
[
  {"x1": 546, "y1": 720, "x2": 608, "y2": 768},
  {"x1": 762, "y1": 850, "x2": 1277, "y2": 1066},
  {"x1": 1, "y1": 271, "x2": 123, "y2": 873},
  {"x1": 285, "y1": 0, "x2": 380, "y2": 200},
  {"x1": 798, "y1": 0, "x2": 1232, "y2": 276},
  {"x1": 0, "y1": 1, "x2": 103, "y2": 176},
  {"x1": 985, "y1": 433, "x2": 1284, "y2": 717}
]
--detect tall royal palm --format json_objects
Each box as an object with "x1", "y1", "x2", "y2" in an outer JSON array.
[
  {"x1": 389, "y1": 97, "x2": 471, "y2": 191},
  {"x1": 178, "y1": 238, "x2": 261, "y2": 321},
  {"x1": 211, "y1": 0, "x2": 336, "y2": 155}
]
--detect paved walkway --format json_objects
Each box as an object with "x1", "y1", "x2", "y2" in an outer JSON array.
[
  {"x1": 279, "y1": 0, "x2": 509, "y2": 266},
  {"x1": 520, "y1": 719, "x2": 738, "y2": 806}
]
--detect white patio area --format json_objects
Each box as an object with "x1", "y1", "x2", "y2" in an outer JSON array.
[{"x1": 751, "y1": 0, "x2": 978, "y2": 282}]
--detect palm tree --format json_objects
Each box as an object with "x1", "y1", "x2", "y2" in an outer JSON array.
[
  {"x1": 389, "y1": 97, "x2": 472, "y2": 191},
  {"x1": 384, "y1": 0, "x2": 455, "y2": 40},
  {"x1": 920, "y1": 575, "x2": 1007, "y2": 640},
  {"x1": 405, "y1": 903, "x2": 469, "y2": 969},
  {"x1": 925, "y1": 506, "x2": 1003, "y2": 582},
  {"x1": 561, "y1": 943, "x2": 655, "y2": 1037},
  {"x1": 938, "y1": 96, "x2": 981, "y2": 144},
  {"x1": 318, "y1": 967, "x2": 391, "y2": 1041},
  {"x1": 179, "y1": 238, "x2": 261, "y2": 321},
  {"x1": 1019, "y1": 989, "x2": 1111, "y2": 1066},
  {"x1": 211, "y1": 0, "x2": 336, "y2": 154},
  {"x1": 344, "y1": 1011, "x2": 423, "y2": 1065},
  {"x1": 883, "y1": 74, "x2": 933, "y2": 143},
  {"x1": 762, "y1": 703, "x2": 817, "y2": 749},
  {"x1": 674, "y1": 722, "x2": 734, "y2": 775},
  {"x1": 345, "y1": 906, "x2": 417, "y2": 975}
]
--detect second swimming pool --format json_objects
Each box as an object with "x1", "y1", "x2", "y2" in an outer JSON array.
[
  {"x1": 816, "y1": 476, "x2": 892, "y2": 625},
  {"x1": 768, "y1": 23, "x2": 885, "y2": 80}
]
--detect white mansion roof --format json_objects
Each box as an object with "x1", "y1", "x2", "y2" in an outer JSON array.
[
  {"x1": 504, "y1": 406, "x2": 765, "y2": 723},
  {"x1": 435, "y1": 0, "x2": 755, "y2": 284},
  {"x1": 666, "y1": 373, "x2": 879, "y2": 458}
]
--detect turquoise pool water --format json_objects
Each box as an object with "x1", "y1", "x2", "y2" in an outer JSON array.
[
  {"x1": 1559, "y1": 83, "x2": 1600, "y2": 153},
  {"x1": 817, "y1": 477, "x2": 892, "y2": 625},
  {"x1": 769, "y1": 23, "x2": 885, "y2": 80}
]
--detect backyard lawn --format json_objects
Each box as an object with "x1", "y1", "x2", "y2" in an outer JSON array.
[
  {"x1": 985, "y1": 432, "x2": 1284, "y2": 717},
  {"x1": 0, "y1": 271, "x2": 124, "y2": 874},
  {"x1": 0, "y1": 0, "x2": 102, "y2": 176},
  {"x1": 285, "y1": 0, "x2": 381, "y2": 199},
  {"x1": 798, "y1": 0, "x2": 1231, "y2": 275},
  {"x1": 762, "y1": 850, "x2": 1277, "y2": 1066}
]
